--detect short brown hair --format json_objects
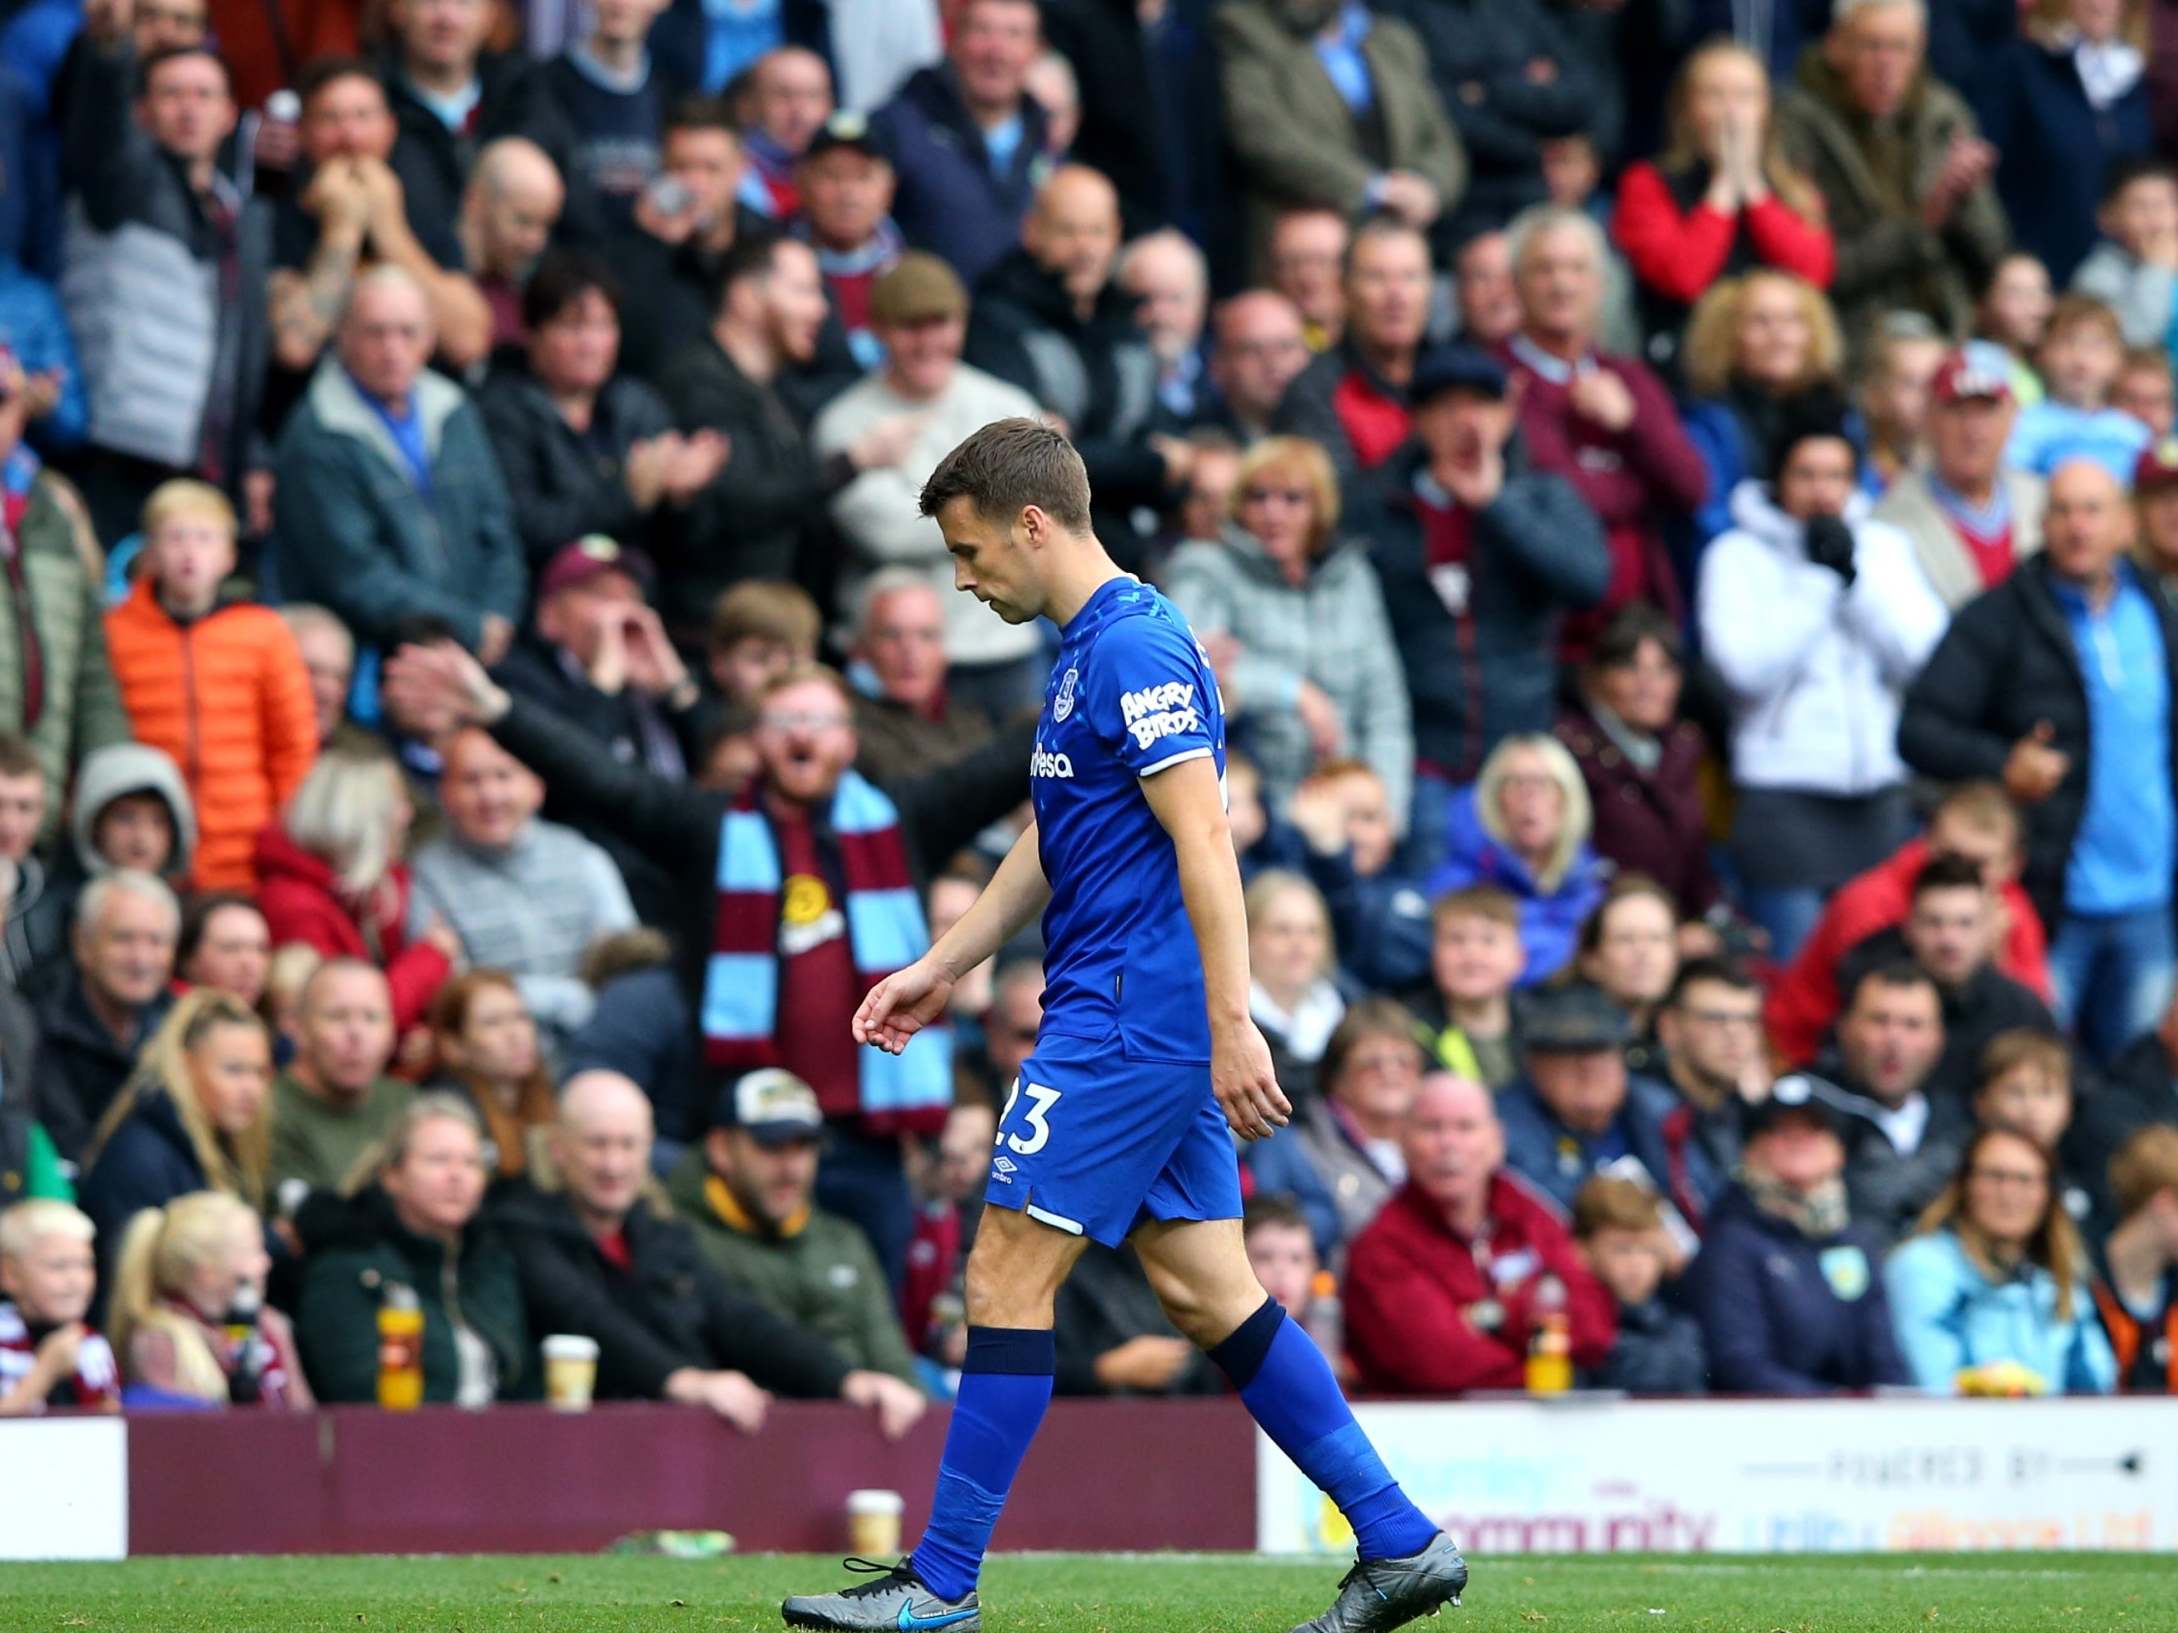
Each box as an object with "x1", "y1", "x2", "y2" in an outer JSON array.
[
  {"x1": 1432, "y1": 883, "x2": 1520, "y2": 935},
  {"x1": 1975, "y1": 1029, "x2": 2070, "y2": 1098},
  {"x1": 1242, "y1": 1194, "x2": 1312, "y2": 1240},
  {"x1": 1572, "y1": 1175, "x2": 1662, "y2": 1239},
  {"x1": 919, "y1": 418, "x2": 1093, "y2": 534},
  {"x1": 2110, "y1": 1124, "x2": 2178, "y2": 1219},
  {"x1": 1932, "y1": 780, "x2": 2021, "y2": 846},
  {"x1": 708, "y1": 580, "x2": 821, "y2": 654},
  {"x1": 1320, "y1": 997, "x2": 1423, "y2": 1093},
  {"x1": 0, "y1": 732, "x2": 41, "y2": 782},
  {"x1": 2122, "y1": 344, "x2": 2174, "y2": 382},
  {"x1": 758, "y1": 663, "x2": 854, "y2": 711},
  {"x1": 2043, "y1": 293, "x2": 2123, "y2": 350}
]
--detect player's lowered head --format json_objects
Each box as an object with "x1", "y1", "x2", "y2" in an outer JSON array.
[{"x1": 920, "y1": 416, "x2": 1116, "y2": 627}]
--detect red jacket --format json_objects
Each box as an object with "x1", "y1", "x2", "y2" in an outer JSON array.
[
  {"x1": 1343, "y1": 1174, "x2": 1617, "y2": 1395},
  {"x1": 252, "y1": 823, "x2": 452, "y2": 1033},
  {"x1": 1765, "y1": 836, "x2": 2053, "y2": 1066},
  {"x1": 1612, "y1": 160, "x2": 1836, "y2": 304},
  {"x1": 1500, "y1": 339, "x2": 1707, "y2": 659}
]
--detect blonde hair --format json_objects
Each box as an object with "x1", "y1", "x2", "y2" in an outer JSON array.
[
  {"x1": 84, "y1": 991, "x2": 272, "y2": 1210},
  {"x1": 1914, "y1": 1128, "x2": 2085, "y2": 1322},
  {"x1": 0, "y1": 1199, "x2": 95, "y2": 1261},
  {"x1": 1243, "y1": 869, "x2": 1335, "y2": 982},
  {"x1": 339, "y1": 1089, "x2": 485, "y2": 1196},
  {"x1": 140, "y1": 478, "x2": 237, "y2": 541},
  {"x1": 1475, "y1": 733, "x2": 1592, "y2": 892},
  {"x1": 108, "y1": 1192, "x2": 259, "y2": 1402},
  {"x1": 1681, "y1": 271, "x2": 1845, "y2": 399},
  {"x1": 1232, "y1": 436, "x2": 1341, "y2": 556},
  {"x1": 281, "y1": 738, "x2": 407, "y2": 898},
  {"x1": 1661, "y1": 40, "x2": 1823, "y2": 220}
]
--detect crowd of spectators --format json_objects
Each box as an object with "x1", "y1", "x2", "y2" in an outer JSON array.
[{"x1": 10, "y1": 0, "x2": 2178, "y2": 1423}]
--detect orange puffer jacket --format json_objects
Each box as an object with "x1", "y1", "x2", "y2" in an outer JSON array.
[{"x1": 105, "y1": 580, "x2": 320, "y2": 892}]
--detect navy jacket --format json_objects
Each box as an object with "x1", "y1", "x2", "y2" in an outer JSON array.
[
  {"x1": 1686, "y1": 1182, "x2": 1909, "y2": 1394},
  {"x1": 869, "y1": 64, "x2": 1051, "y2": 291},
  {"x1": 1497, "y1": 1071, "x2": 1722, "y2": 1222},
  {"x1": 77, "y1": 1089, "x2": 206, "y2": 1272},
  {"x1": 1978, "y1": 38, "x2": 2151, "y2": 285},
  {"x1": 1594, "y1": 1295, "x2": 1708, "y2": 1395},
  {"x1": 1352, "y1": 441, "x2": 1610, "y2": 786}
]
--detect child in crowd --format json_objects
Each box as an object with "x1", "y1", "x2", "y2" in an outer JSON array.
[
  {"x1": 2093, "y1": 1125, "x2": 2178, "y2": 1392},
  {"x1": 1976, "y1": 254, "x2": 2052, "y2": 406},
  {"x1": 1242, "y1": 1196, "x2": 1347, "y2": 1372},
  {"x1": 2113, "y1": 347, "x2": 2176, "y2": 440},
  {"x1": 0, "y1": 1201, "x2": 119, "y2": 1413},
  {"x1": 104, "y1": 480, "x2": 318, "y2": 894},
  {"x1": 902, "y1": 1097, "x2": 997, "y2": 1388},
  {"x1": 2072, "y1": 158, "x2": 2178, "y2": 348},
  {"x1": 705, "y1": 580, "x2": 821, "y2": 710},
  {"x1": 1289, "y1": 759, "x2": 1433, "y2": 994},
  {"x1": 1573, "y1": 1177, "x2": 1707, "y2": 1394},
  {"x1": 1971, "y1": 1029, "x2": 2117, "y2": 1232},
  {"x1": 108, "y1": 1192, "x2": 311, "y2": 1409},
  {"x1": 1412, "y1": 886, "x2": 1525, "y2": 1090},
  {"x1": 1857, "y1": 314, "x2": 1948, "y2": 496},
  {"x1": 2006, "y1": 294, "x2": 2151, "y2": 480}
]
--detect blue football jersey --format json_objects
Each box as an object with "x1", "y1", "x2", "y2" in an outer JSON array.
[{"x1": 1030, "y1": 576, "x2": 1226, "y2": 1064}]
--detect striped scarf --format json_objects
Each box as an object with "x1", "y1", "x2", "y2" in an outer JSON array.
[{"x1": 700, "y1": 770, "x2": 951, "y2": 1133}]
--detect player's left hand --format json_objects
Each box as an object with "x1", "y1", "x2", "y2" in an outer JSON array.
[
  {"x1": 841, "y1": 1370, "x2": 929, "y2": 1440},
  {"x1": 1211, "y1": 1018, "x2": 1291, "y2": 1142}
]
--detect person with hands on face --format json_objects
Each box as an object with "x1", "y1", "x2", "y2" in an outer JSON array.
[
  {"x1": 495, "y1": 1070, "x2": 926, "y2": 1436},
  {"x1": 267, "y1": 58, "x2": 494, "y2": 380},
  {"x1": 1699, "y1": 397, "x2": 1947, "y2": 960},
  {"x1": 784, "y1": 420, "x2": 1465, "y2": 1633},
  {"x1": 0, "y1": 1201, "x2": 120, "y2": 1414}
]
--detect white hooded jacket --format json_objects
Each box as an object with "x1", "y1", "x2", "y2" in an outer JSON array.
[{"x1": 1697, "y1": 480, "x2": 1948, "y2": 796}]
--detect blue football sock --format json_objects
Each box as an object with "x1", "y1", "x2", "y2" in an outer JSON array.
[
  {"x1": 1210, "y1": 1298, "x2": 1436, "y2": 1561},
  {"x1": 908, "y1": 1326, "x2": 1054, "y2": 1600}
]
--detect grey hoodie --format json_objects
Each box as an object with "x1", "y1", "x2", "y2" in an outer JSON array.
[{"x1": 69, "y1": 742, "x2": 198, "y2": 879}]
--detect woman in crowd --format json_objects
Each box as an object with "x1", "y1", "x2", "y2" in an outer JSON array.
[
  {"x1": 1976, "y1": 255, "x2": 2053, "y2": 405},
  {"x1": 108, "y1": 1192, "x2": 312, "y2": 1408},
  {"x1": 1246, "y1": 999, "x2": 1428, "y2": 1258},
  {"x1": 1427, "y1": 734, "x2": 1606, "y2": 987},
  {"x1": 474, "y1": 249, "x2": 727, "y2": 566},
  {"x1": 426, "y1": 972, "x2": 555, "y2": 1188},
  {"x1": 1979, "y1": 0, "x2": 2152, "y2": 285},
  {"x1": 78, "y1": 992, "x2": 274, "y2": 1271},
  {"x1": 255, "y1": 739, "x2": 459, "y2": 1034},
  {"x1": 177, "y1": 893, "x2": 273, "y2": 1013},
  {"x1": 297, "y1": 1095, "x2": 531, "y2": 1405},
  {"x1": 1884, "y1": 1128, "x2": 2118, "y2": 1395},
  {"x1": 1697, "y1": 403, "x2": 1948, "y2": 960},
  {"x1": 1576, "y1": 876, "x2": 1682, "y2": 1071},
  {"x1": 1164, "y1": 436, "x2": 1412, "y2": 826},
  {"x1": 1555, "y1": 605, "x2": 1724, "y2": 926},
  {"x1": 1612, "y1": 40, "x2": 1835, "y2": 357},
  {"x1": 1245, "y1": 869, "x2": 1349, "y2": 1103},
  {"x1": 1679, "y1": 269, "x2": 1847, "y2": 544}
]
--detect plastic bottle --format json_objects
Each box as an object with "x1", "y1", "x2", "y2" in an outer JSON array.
[
  {"x1": 1302, "y1": 1269, "x2": 1344, "y2": 1362},
  {"x1": 377, "y1": 1283, "x2": 425, "y2": 1410},
  {"x1": 1524, "y1": 1274, "x2": 1573, "y2": 1395},
  {"x1": 223, "y1": 1283, "x2": 265, "y2": 1405}
]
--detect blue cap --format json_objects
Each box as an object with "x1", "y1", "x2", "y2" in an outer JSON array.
[{"x1": 1410, "y1": 345, "x2": 1510, "y2": 405}]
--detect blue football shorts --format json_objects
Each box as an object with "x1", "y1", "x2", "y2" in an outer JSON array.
[{"x1": 983, "y1": 1027, "x2": 1244, "y2": 1247}]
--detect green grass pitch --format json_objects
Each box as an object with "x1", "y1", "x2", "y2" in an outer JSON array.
[{"x1": 5, "y1": 1552, "x2": 2169, "y2": 1632}]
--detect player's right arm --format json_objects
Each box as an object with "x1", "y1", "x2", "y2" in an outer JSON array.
[{"x1": 854, "y1": 821, "x2": 1049, "y2": 1054}]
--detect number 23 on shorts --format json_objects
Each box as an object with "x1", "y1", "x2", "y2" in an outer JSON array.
[{"x1": 998, "y1": 1081, "x2": 1063, "y2": 1156}]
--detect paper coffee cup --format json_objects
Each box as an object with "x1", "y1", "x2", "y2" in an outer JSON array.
[
  {"x1": 542, "y1": 1333, "x2": 600, "y2": 1412},
  {"x1": 846, "y1": 1489, "x2": 905, "y2": 1557}
]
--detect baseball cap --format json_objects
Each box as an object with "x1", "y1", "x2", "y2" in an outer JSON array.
[
  {"x1": 870, "y1": 252, "x2": 968, "y2": 328},
  {"x1": 536, "y1": 534, "x2": 655, "y2": 601},
  {"x1": 2136, "y1": 436, "x2": 2178, "y2": 493},
  {"x1": 1930, "y1": 342, "x2": 2015, "y2": 407},
  {"x1": 1519, "y1": 982, "x2": 1633, "y2": 1054},
  {"x1": 1409, "y1": 345, "x2": 1509, "y2": 405},
  {"x1": 712, "y1": 1067, "x2": 826, "y2": 1147},
  {"x1": 803, "y1": 109, "x2": 887, "y2": 164},
  {"x1": 1743, "y1": 1073, "x2": 1845, "y2": 1141}
]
